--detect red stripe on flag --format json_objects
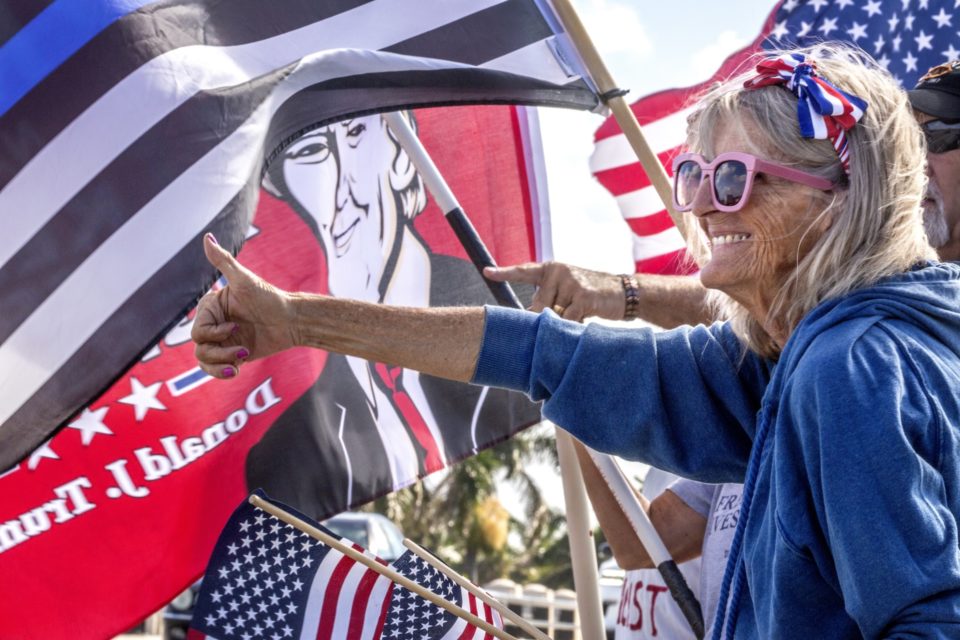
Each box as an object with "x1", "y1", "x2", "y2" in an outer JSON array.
[
  {"x1": 593, "y1": 148, "x2": 680, "y2": 197},
  {"x1": 594, "y1": 87, "x2": 694, "y2": 141},
  {"x1": 457, "y1": 592, "x2": 481, "y2": 640},
  {"x1": 634, "y1": 249, "x2": 696, "y2": 275},
  {"x1": 315, "y1": 551, "x2": 358, "y2": 640},
  {"x1": 511, "y1": 107, "x2": 539, "y2": 262},
  {"x1": 186, "y1": 630, "x2": 206, "y2": 640},
  {"x1": 480, "y1": 602, "x2": 497, "y2": 639},
  {"x1": 347, "y1": 565, "x2": 382, "y2": 640},
  {"x1": 626, "y1": 209, "x2": 678, "y2": 237}
]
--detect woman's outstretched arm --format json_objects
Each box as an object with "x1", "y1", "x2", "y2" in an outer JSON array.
[{"x1": 191, "y1": 234, "x2": 484, "y2": 382}]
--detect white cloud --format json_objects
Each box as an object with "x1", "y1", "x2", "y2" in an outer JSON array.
[
  {"x1": 689, "y1": 30, "x2": 751, "y2": 79},
  {"x1": 576, "y1": 0, "x2": 653, "y2": 57}
]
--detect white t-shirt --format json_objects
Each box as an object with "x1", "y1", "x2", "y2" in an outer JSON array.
[
  {"x1": 613, "y1": 468, "x2": 702, "y2": 639},
  {"x1": 668, "y1": 480, "x2": 744, "y2": 638}
]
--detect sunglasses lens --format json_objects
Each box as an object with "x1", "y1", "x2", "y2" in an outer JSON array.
[
  {"x1": 714, "y1": 160, "x2": 748, "y2": 207},
  {"x1": 675, "y1": 161, "x2": 702, "y2": 208}
]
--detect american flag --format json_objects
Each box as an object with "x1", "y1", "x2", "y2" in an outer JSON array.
[
  {"x1": 590, "y1": 0, "x2": 958, "y2": 275},
  {"x1": 385, "y1": 551, "x2": 504, "y2": 640},
  {"x1": 0, "y1": 0, "x2": 600, "y2": 472},
  {"x1": 189, "y1": 493, "x2": 503, "y2": 640}
]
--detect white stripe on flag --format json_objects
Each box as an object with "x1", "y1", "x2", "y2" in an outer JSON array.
[
  {"x1": 515, "y1": 106, "x2": 553, "y2": 261},
  {"x1": 436, "y1": 590, "x2": 473, "y2": 640},
  {"x1": 588, "y1": 106, "x2": 694, "y2": 173},
  {"x1": 480, "y1": 36, "x2": 578, "y2": 86},
  {"x1": 360, "y1": 570, "x2": 393, "y2": 640},
  {"x1": 328, "y1": 549, "x2": 392, "y2": 640},
  {"x1": 632, "y1": 227, "x2": 686, "y2": 260},
  {"x1": 332, "y1": 560, "x2": 371, "y2": 639},
  {"x1": 0, "y1": 50, "x2": 477, "y2": 429},
  {"x1": 300, "y1": 547, "x2": 347, "y2": 640},
  {"x1": 616, "y1": 185, "x2": 671, "y2": 221},
  {"x1": 436, "y1": 590, "x2": 502, "y2": 640},
  {"x1": 0, "y1": 0, "x2": 510, "y2": 270}
]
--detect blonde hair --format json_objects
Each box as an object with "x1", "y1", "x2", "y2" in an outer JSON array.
[{"x1": 684, "y1": 44, "x2": 935, "y2": 358}]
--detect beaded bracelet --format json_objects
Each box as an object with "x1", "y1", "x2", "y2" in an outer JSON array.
[{"x1": 620, "y1": 274, "x2": 640, "y2": 321}]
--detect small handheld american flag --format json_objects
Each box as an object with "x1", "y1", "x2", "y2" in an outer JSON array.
[{"x1": 188, "y1": 491, "x2": 503, "y2": 640}]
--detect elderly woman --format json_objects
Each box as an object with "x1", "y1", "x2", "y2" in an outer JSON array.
[{"x1": 193, "y1": 46, "x2": 960, "y2": 638}]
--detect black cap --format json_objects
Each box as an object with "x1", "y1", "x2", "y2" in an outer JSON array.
[{"x1": 908, "y1": 61, "x2": 960, "y2": 120}]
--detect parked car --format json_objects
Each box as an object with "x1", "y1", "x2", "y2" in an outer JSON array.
[
  {"x1": 162, "y1": 511, "x2": 405, "y2": 639},
  {"x1": 324, "y1": 511, "x2": 406, "y2": 562}
]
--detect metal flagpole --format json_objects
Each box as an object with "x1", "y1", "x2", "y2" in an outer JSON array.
[{"x1": 383, "y1": 111, "x2": 607, "y2": 640}]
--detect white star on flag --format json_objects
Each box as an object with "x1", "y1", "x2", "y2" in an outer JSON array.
[
  {"x1": 27, "y1": 440, "x2": 59, "y2": 470},
  {"x1": 847, "y1": 21, "x2": 869, "y2": 41},
  {"x1": 118, "y1": 377, "x2": 167, "y2": 421},
  {"x1": 864, "y1": 0, "x2": 884, "y2": 16},
  {"x1": 904, "y1": 50, "x2": 919, "y2": 72},
  {"x1": 67, "y1": 406, "x2": 113, "y2": 446}
]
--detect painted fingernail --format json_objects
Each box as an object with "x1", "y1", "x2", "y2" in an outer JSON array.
[
  {"x1": 206, "y1": 233, "x2": 218, "y2": 245},
  {"x1": 223, "y1": 366, "x2": 235, "y2": 378},
  {"x1": 231, "y1": 323, "x2": 240, "y2": 335},
  {"x1": 236, "y1": 349, "x2": 249, "y2": 360}
]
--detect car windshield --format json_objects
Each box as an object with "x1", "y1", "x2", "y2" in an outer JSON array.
[{"x1": 324, "y1": 519, "x2": 368, "y2": 548}]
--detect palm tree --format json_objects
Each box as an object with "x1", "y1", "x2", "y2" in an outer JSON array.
[{"x1": 365, "y1": 422, "x2": 581, "y2": 587}]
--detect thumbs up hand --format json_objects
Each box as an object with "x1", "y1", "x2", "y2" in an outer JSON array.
[{"x1": 192, "y1": 233, "x2": 300, "y2": 379}]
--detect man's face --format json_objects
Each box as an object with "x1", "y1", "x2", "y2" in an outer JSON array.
[
  {"x1": 918, "y1": 112, "x2": 960, "y2": 259},
  {"x1": 281, "y1": 115, "x2": 400, "y2": 300}
]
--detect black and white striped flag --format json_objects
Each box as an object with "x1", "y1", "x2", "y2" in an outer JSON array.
[{"x1": 0, "y1": 0, "x2": 599, "y2": 471}]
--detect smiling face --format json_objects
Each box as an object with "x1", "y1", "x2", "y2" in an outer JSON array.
[
  {"x1": 693, "y1": 116, "x2": 832, "y2": 318},
  {"x1": 281, "y1": 115, "x2": 401, "y2": 300}
]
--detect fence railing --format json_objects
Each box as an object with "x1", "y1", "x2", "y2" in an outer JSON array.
[
  {"x1": 482, "y1": 579, "x2": 581, "y2": 639},
  {"x1": 120, "y1": 580, "x2": 587, "y2": 640}
]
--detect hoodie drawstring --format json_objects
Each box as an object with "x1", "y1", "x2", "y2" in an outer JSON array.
[{"x1": 710, "y1": 401, "x2": 776, "y2": 640}]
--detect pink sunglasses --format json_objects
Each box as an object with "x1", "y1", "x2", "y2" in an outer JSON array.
[{"x1": 671, "y1": 152, "x2": 835, "y2": 213}]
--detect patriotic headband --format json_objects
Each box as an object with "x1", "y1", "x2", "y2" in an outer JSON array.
[{"x1": 744, "y1": 53, "x2": 867, "y2": 176}]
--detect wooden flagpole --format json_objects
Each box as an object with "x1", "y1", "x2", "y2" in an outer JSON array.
[
  {"x1": 548, "y1": 0, "x2": 694, "y2": 240},
  {"x1": 383, "y1": 111, "x2": 607, "y2": 640},
  {"x1": 403, "y1": 539, "x2": 553, "y2": 640},
  {"x1": 249, "y1": 495, "x2": 519, "y2": 640},
  {"x1": 537, "y1": 2, "x2": 706, "y2": 636}
]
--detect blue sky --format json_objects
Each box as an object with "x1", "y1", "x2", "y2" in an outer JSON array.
[{"x1": 539, "y1": 0, "x2": 776, "y2": 271}]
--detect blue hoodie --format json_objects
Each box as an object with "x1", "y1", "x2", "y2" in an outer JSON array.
[{"x1": 473, "y1": 262, "x2": 960, "y2": 638}]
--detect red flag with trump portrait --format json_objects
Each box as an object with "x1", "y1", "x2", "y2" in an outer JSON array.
[
  {"x1": 0, "y1": 104, "x2": 545, "y2": 639},
  {"x1": 0, "y1": 0, "x2": 598, "y2": 474}
]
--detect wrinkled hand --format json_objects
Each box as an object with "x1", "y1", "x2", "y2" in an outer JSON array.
[
  {"x1": 191, "y1": 234, "x2": 300, "y2": 379},
  {"x1": 484, "y1": 262, "x2": 624, "y2": 322}
]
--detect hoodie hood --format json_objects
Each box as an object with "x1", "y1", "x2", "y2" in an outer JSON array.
[{"x1": 779, "y1": 261, "x2": 960, "y2": 375}]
